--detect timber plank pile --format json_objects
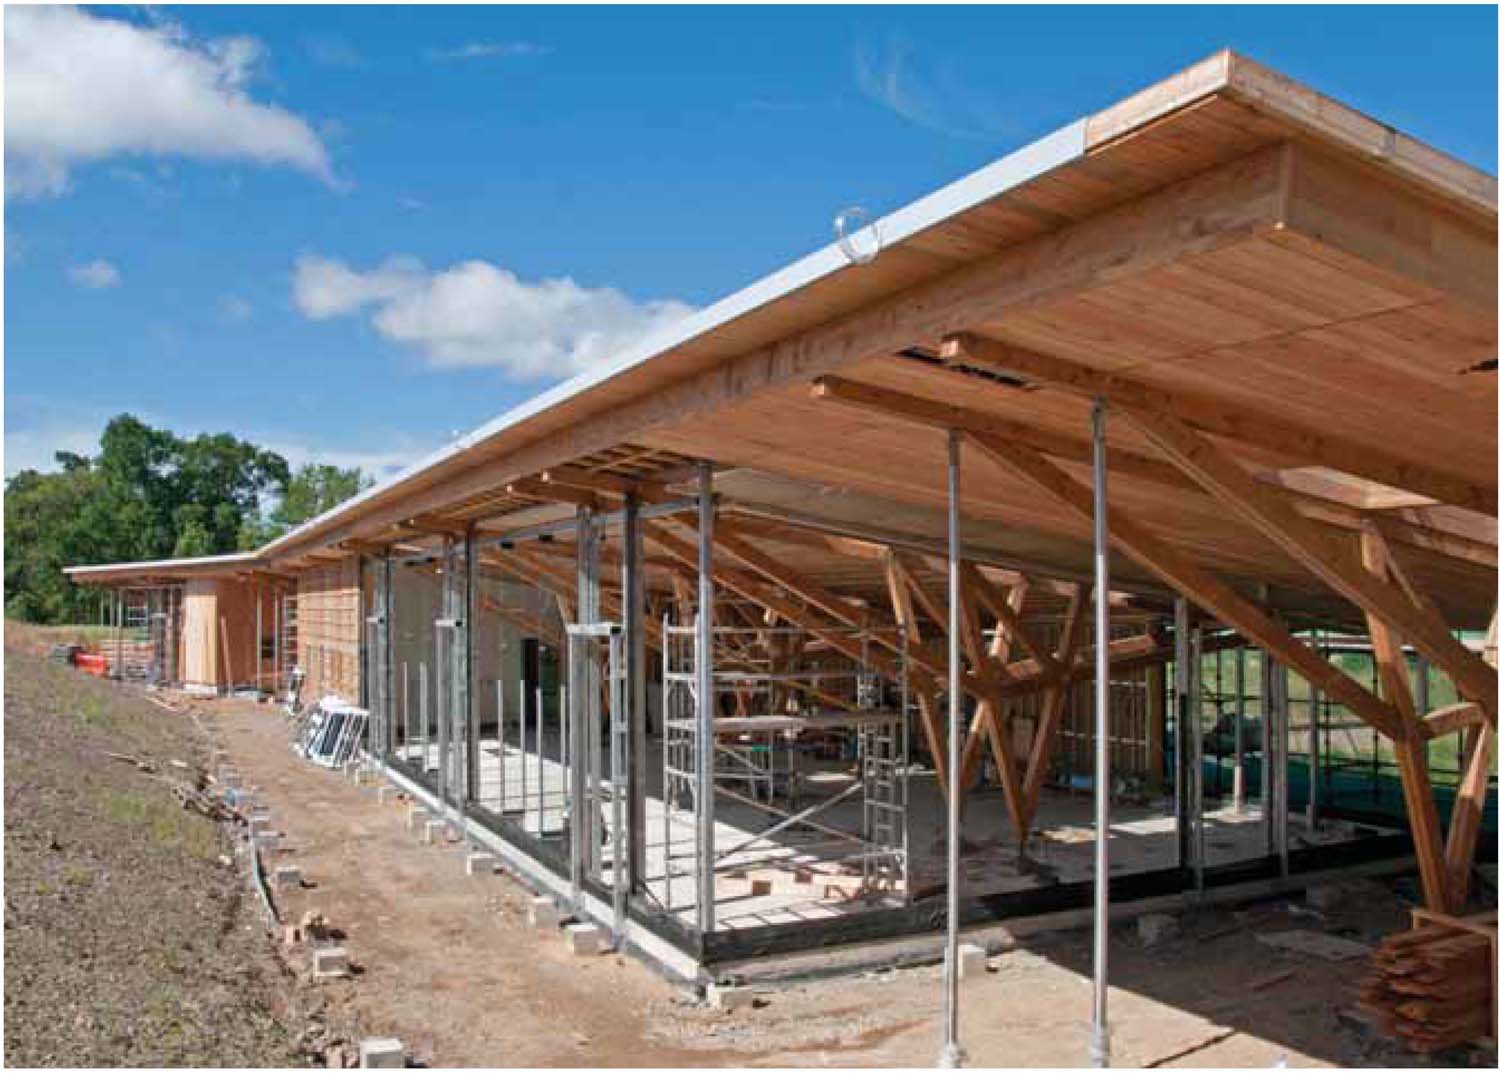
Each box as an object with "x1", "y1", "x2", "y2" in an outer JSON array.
[{"x1": 1360, "y1": 912, "x2": 1497, "y2": 1052}]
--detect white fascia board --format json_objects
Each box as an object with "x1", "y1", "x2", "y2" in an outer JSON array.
[{"x1": 258, "y1": 120, "x2": 1087, "y2": 558}]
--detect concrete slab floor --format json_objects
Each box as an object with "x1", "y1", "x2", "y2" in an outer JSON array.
[{"x1": 397, "y1": 731, "x2": 1389, "y2": 934}]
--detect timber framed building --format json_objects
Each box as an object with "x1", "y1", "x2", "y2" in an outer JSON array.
[{"x1": 68, "y1": 52, "x2": 1498, "y2": 981}]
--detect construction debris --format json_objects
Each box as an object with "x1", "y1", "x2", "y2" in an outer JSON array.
[
  {"x1": 1255, "y1": 929, "x2": 1371, "y2": 962},
  {"x1": 1360, "y1": 912, "x2": 1497, "y2": 1052}
]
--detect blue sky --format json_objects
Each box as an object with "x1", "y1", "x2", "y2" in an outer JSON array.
[{"x1": 5, "y1": 4, "x2": 1496, "y2": 479}]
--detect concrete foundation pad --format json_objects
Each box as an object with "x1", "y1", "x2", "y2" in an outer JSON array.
[
  {"x1": 708, "y1": 983, "x2": 757, "y2": 1011},
  {"x1": 255, "y1": 833, "x2": 280, "y2": 854},
  {"x1": 359, "y1": 1037, "x2": 406, "y2": 1068},
  {"x1": 407, "y1": 806, "x2": 429, "y2": 831},
  {"x1": 956, "y1": 943, "x2": 988, "y2": 980},
  {"x1": 466, "y1": 852, "x2": 497, "y2": 877},
  {"x1": 312, "y1": 946, "x2": 350, "y2": 980},
  {"x1": 565, "y1": 922, "x2": 603, "y2": 957},
  {"x1": 529, "y1": 896, "x2": 561, "y2": 930},
  {"x1": 422, "y1": 820, "x2": 444, "y2": 845},
  {"x1": 272, "y1": 865, "x2": 303, "y2": 889}
]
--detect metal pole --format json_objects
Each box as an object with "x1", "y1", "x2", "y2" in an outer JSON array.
[
  {"x1": 537, "y1": 682, "x2": 546, "y2": 842},
  {"x1": 497, "y1": 680, "x2": 506, "y2": 811},
  {"x1": 939, "y1": 429, "x2": 964, "y2": 1069},
  {"x1": 609, "y1": 632, "x2": 626, "y2": 945},
  {"x1": 1189, "y1": 626, "x2": 1205, "y2": 895},
  {"x1": 1090, "y1": 399, "x2": 1112, "y2": 1069},
  {"x1": 1173, "y1": 597, "x2": 1190, "y2": 874},
  {"x1": 624, "y1": 492, "x2": 648, "y2": 897},
  {"x1": 1232, "y1": 646, "x2": 1246, "y2": 814},
  {"x1": 695, "y1": 461, "x2": 717, "y2": 934},
  {"x1": 520, "y1": 675, "x2": 530, "y2": 824},
  {"x1": 420, "y1": 661, "x2": 429, "y2": 773},
  {"x1": 1307, "y1": 630, "x2": 1321, "y2": 831},
  {"x1": 1274, "y1": 658, "x2": 1290, "y2": 878},
  {"x1": 463, "y1": 532, "x2": 477, "y2": 812}
]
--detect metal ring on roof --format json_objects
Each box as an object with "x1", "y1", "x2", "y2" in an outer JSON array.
[{"x1": 834, "y1": 206, "x2": 882, "y2": 266}]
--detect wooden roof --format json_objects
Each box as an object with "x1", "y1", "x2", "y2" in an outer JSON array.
[{"x1": 76, "y1": 51, "x2": 1496, "y2": 630}]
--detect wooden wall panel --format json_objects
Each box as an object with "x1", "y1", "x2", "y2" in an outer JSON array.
[
  {"x1": 181, "y1": 579, "x2": 219, "y2": 687},
  {"x1": 297, "y1": 556, "x2": 362, "y2": 703}
]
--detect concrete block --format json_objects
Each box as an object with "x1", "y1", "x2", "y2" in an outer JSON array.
[
  {"x1": 529, "y1": 897, "x2": 561, "y2": 930},
  {"x1": 312, "y1": 946, "x2": 350, "y2": 980},
  {"x1": 249, "y1": 809, "x2": 273, "y2": 825},
  {"x1": 956, "y1": 943, "x2": 988, "y2": 980},
  {"x1": 255, "y1": 832, "x2": 280, "y2": 854},
  {"x1": 565, "y1": 922, "x2": 603, "y2": 957},
  {"x1": 422, "y1": 820, "x2": 444, "y2": 845},
  {"x1": 359, "y1": 1037, "x2": 406, "y2": 1068},
  {"x1": 1137, "y1": 912, "x2": 1179, "y2": 948},
  {"x1": 407, "y1": 806, "x2": 429, "y2": 832},
  {"x1": 466, "y1": 852, "x2": 497, "y2": 877},
  {"x1": 707, "y1": 982, "x2": 757, "y2": 1011},
  {"x1": 272, "y1": 865, "x2": 303, "y2": 889}
]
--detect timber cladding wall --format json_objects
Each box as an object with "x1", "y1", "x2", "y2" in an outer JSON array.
[{"x1": 296, "y1": 556, "x2": 362, "y2": 703}]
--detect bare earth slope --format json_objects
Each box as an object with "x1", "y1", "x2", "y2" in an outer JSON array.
[{"x1": 3, "y1": 647, "x2": 303, "y2": 1067}]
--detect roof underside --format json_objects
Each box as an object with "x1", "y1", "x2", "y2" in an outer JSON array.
[{"x1": 74, "y1": 51, "x2": 1497, "y2": 629}]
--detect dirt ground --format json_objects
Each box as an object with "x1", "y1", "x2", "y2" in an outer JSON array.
[
  {"x1": 5, "y1": 643, "x2": 1493, "y2": 1068},
  {"x1": 3, "y1": 648, "x2": 311, "y2": 1067}
]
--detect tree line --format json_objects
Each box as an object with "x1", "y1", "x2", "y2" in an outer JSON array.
[{"x1": 5, "y1": 414, "x2": 370, "y2": 624}]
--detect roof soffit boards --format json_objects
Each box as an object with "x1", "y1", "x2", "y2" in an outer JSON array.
[{"x1": 199, "y1": 51, "x2": 1495, "y2": 567}]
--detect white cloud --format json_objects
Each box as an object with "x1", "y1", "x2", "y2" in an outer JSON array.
[
  {"x1": 4, "y1": 6, "x2": 334, "y2": 199},
  {"x1": 292, "y1": 254, "x2": 426, "y2": 319},
  {"x1": 261, "y1": 437, "x2": 425, "y2": 482},
  {"x1": 218, "y1": 294, "x2": 254, "y2": 321},
  {"x1": 854, "y1": 32, "x2": 1012, "y2": 141},
  {"x1": 292, "y1": 254, "x2": 694, "y2": 379},
  {"x1": 426, "y1": 41, "x2": 551, "y2": 62},
  {"x1": 68, "y1": 259, "x2": 122, "y2": 289}
]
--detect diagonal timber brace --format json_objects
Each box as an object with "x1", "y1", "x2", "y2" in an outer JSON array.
[
  {"x1": 1120, "y1": 405, "x2": 1497, "y2": 719},
  {"x1": 966, "y1": 431, "x2": 1409, "y2": 743}
]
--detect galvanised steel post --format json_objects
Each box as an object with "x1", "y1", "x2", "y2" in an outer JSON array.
[
  {"x1": 1090, "y1": 398, "x2": 1112, "y2": 1069},
  {"x1": 695, "y1": 462, "x2": 716, "y2": 934},
  {"x1": 939, "y1": 429, "x2": 964, "y2": 1069}
]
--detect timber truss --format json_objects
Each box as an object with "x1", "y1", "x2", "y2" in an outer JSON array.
[{"x1": 784, "y1": 328, "x2": 1496, "y2": 914}]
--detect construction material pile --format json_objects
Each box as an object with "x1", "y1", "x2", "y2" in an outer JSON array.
[
  {"x1": 291, "y1": 697, "x2": 368, "y2": 769},
  {"x1": 1360, "y1": 914, "x2": 1496, "y2": 1052}
]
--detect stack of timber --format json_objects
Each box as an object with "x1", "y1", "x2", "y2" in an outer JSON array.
[
  {"x1": 99, "y1": 637, "x2": 156, "y2": 680},
  {"x1": 1360, "y1": 911, "x2": 1497, "y2": 1052}
]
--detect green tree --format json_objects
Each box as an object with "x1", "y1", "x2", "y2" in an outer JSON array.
[
  {"x1": 240, "y1": 463, "x2": 370, "y2": 547},
  {"x1": 4, "y1": 414, "x2": 296, "y2": 624}
]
